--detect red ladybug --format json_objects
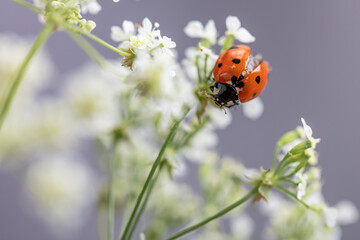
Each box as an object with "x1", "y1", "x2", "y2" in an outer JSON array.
[{"x1": 210, "y1": 45, "x2": 269, "y2": 107}]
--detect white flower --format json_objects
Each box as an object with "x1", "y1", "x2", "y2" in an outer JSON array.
[
  {"x1": 198, "y1": 43, "x2": 218, "y2": 59},
  {"x1": 242, "y1": 97, "x2": 264, "y2": 120},
  {"x1": 26, "y1": 156, "x2": 95, "y2": 231},
  {"x1": 184, "y1": 20, "x2": 217, "y2": 44},
  {"x1": 64, "y1": 63, "x2": 121, "y2": 136},
  {"x1": 207, "y1": 107, "x2": 232, "y2": 129},
  {"x1": 335, "y1": 200, "x2": 359, "y2": 225},
  {"x1": 296, "y1": 173, "x2": 308, "y2": 200},
  {"x1": 138, "y1": 17, "x2": 161, "y2": 42},
  {"x1": 111, "y1": 20, "x2": 136, "y2": 42},
  {"x1": 225, "y1": 16, "x2": 255, "y2": 43},
  {"x1": 81, "y1": 0, "x2": 101, "y2": 15},
  {"x1": 157, "y1": 36, "x2": 176, "y2": 56}
]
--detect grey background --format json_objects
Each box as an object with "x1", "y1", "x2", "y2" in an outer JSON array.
[{"x1": 1, "y1": 0, "x2": 360, "y2": 239}]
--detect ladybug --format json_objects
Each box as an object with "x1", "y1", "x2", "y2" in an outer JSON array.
[{"x1": 210, "y1": 45, "x2": 269, "y2": 107}]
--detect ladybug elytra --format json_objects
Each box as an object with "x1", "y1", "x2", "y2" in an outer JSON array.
[{"x1": 210, "y1": 45, "x2": 269, "y2": 107}]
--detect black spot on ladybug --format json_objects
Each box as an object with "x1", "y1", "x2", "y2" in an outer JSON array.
[
  {"x1": 217, "y1": 63, "x2": 222, "y2": 68},
  {"x1": 252, "y1": 93, "x2": 256, "y2": 98},
  {"x1": 236, "y1": 81, "x2": 245, "y2": 88},
  {"x1": 255, "y1": 76, "x2": 261, "y2": 84},
  {"x1": 232, "y1": 58, "x2": 241, "y2": 64},
  {"x1": 229, "y1": 46, "x2": 238, "y2": 49},
  {"x1": 238, "y1": 75, "x2": 244, "y2": 81},
  {"x1": 231, "y1": 76, "x2": 238, "y2": 85}
]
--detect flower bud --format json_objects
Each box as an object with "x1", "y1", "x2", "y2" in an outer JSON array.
[{"x1": 85, "y1": 20, "x2": 96, "y2": 32}]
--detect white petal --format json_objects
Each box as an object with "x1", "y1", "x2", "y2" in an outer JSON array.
[
  {"x1": 242, "y1": 97, "x2": 264, "y2": 120},
  {"x1": 226, "y1": 16, "x2": 241, "y2": 31},
  {"x1": 110, "y1": 26, "x2": 125, "y2": 41},
  {"x1": 217, "y1": 36, "x2": 225, "y2": 46},
  {"x1": 335, "y1": 200, "x2": 359, "y2": 225},
  {"x1": 235, "y1": 27, "x2": 256, "y2": 43},
  {"x1": 184, "y1": 21, "x2": 204, "y2": 38},
  {"x1": 324, "y1": 207, "x2": 338, "y2": 228},
  {"x1": 142, "y1": 18, "x2": 152, "y2": 32},
  {"x1": 208, "y1": 107, "x2": 232, "y2": 129},
  {"x1": 204, "y1": 19, "x2": 217, "y2": 43},
  {"x1": 301, "y1": 117, "x2": 313, "y2": 139},
  {"x1": 122, "y1": 20, "x2": 135, "y2": 35}
]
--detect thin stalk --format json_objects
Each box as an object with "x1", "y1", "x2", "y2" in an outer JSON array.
[
  {"x1": 126, "y1": 162, "x2": 165, "y2": 240},
  {"x1": 195, "y1": 56, "x2": 202, "y2": 83},
  {"x1": 120, "y1": 107, "x2": 190, "y2": 240},
  {"x1": 206, "y1": 68, "x2": 214, "y2": 82},
  {"x1": 67, "y1": 31, "x2": 108, "y2": 68},
  {"x1": 0, "y1": 22, "x2": 55, "y2": 131},
  {"x1": 108, "y1": 143, "x2": 117, "y2": 240},
  {"x1": 275, "y1": 184, "x2": 319, "y2": 211},
  {"x1": 203, "y1": 54, "x2": 209, "y2": 82},
  {"x1": 81, "y1": 31, "x2": 132, "y2": 57},
  {"x1": 11, "y1": 0, "x2": 43, "y2": 14},
  {"x1": 165, "y1": 187, "x2": 258, "y2": 240}
]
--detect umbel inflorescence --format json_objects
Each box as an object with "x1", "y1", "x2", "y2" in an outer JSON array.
[{"x1": 0, "y1": 1, "x2": 358, "y2": 240}]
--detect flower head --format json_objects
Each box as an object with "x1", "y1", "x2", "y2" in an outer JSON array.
[
  {"x1": 184, "y1": 20, "x2": 217, "y2": 44},
  {"x1": 224, "y1": 16, "x2": 255, "y2": 43}
]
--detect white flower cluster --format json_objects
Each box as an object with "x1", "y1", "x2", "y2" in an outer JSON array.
[
  {"x1": 33, "y1": 0, "x2": 99, "y2": 31},
  {"x1": 111, "y1": 18, "x2": 176, "y2": 56}
]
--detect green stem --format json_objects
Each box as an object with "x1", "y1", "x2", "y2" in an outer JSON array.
[
  {"x1": 127, "y1": 162, "x2": 165, "y2": 240},
  {"x1": 203, "y1": 54, "x2": 209, "y2": 82},
  {"x1": 221, "y1": 35, "x2": 235, "y2": 52},
  {"x1": 275, "y1": 184, "x2": 319, "y2": 211},
  {"x1": 120, "y1": 107, "x2": 190, "y2": 240},
  {"x1": 165, "y1": 187, "x2": 258, "y2": 240},
  {"x1": 67, "y1": 31, "x2": 108, "y2": 68},
  {"x1": 81, "y1": 31, "x2": 132, "y2": 57},
  {"x1": 0, "y1": 22, "x2": 55, "y2": 131},
  {"x1": 67, "y1": 31, "x2": 124, "y2": 78},
  {"x1": 206, "y1": 68, "x2": 214, "y2": 82},
  {"x1": 11, "y1": 0, "x2": 43, "y2": 14},
  {"x1": 195, "y1": 56, "x2": 202, "y2": 83},
  {"x1": 108, "y1": 142, "x2": 117, "y2": 240}
]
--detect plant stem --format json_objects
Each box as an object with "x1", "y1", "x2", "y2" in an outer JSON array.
[
  {"x1": 165, "y1": 187, "x2": 258, "y2": 240},
  {"x1": 11, "y1": 0, "x2": 43, "y2": 14},
  {"x1": 275, "y1": 184, "x2": 319, "y2": 212},
  {"x1": 67, "y1": 31, "x2": 108, "y2": 68},
  {"x1": 66, "y1": 32, "x2": 124, "y2": 78},
  {"x1": 0, "y1": 22, "x2": 54, "y2": 131},
  {"x1": 81, "y1": 31, "x2": 132, "y2": 57},
  {"x1": 126, "y1": 162, "x2": 165, "y2": 240},
  {"x1": 120, "y1": 107, "x2": 190, "y2": 240},
  {"x1": 108, "y1": 142, "x2": 117, "y2": 240}
]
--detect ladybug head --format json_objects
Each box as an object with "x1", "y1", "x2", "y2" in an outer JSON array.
[{"x1": 210, "y1": 82, "x2": 239, "y2": 108}]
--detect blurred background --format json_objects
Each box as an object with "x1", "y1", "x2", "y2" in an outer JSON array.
[{"x1": 1, "y1": 0, "x2": 360, "y2": 239}]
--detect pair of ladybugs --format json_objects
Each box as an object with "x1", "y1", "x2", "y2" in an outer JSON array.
[{"x1": 210, "y1": 45, "x2": 269, "y2": 108}]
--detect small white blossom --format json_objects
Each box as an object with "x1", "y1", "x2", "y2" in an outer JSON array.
[
  {"x1": 81, "y1": 0, "x2": 102, "y2": 15},
  {"x1": 335, "y1": 200, "x2": 359, "y2": 225},
  {"x1": 184, "y1": 20, "x2": 217, "y2": 44},
  {"x1": 242, "y1": 97, "x2": 264, "y2": 120},
  {"x1": 225, "y1": 16, "x2": 255, "y2": 43},
  {"x1": 111, "y1": 20, "x2": 136, "y2": 42}
]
